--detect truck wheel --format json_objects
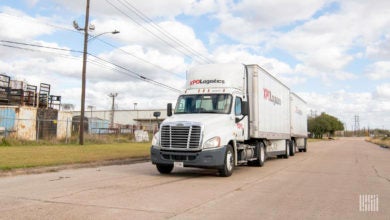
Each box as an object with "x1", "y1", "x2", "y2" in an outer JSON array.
[
  {"x1": 284, "y1": 142, "x2": 289, "y2": 159},
  {"x1": 252, "y1": 142, "x2": 265, "y2": 167},
  {"x1": 219, "y1": 145, "x2": 234, "y2": 177},
  {"x1": 290, "y1": 140, "x2": 295, "y2": 156},
  {"x1": 156, "y1": 164, "x2": 174, "y2": 174},
  {"x1": 303, "y1": 138, "x2": 307, "y2": 152}
]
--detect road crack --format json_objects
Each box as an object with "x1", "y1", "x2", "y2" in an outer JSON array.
[{"x1": 372, "y1": 165, "x2": 390, "y2": 184}]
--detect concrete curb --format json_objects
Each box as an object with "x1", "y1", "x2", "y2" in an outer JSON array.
[{"x1": 0, "y1": 157, "x2": 150, "y2": 177}]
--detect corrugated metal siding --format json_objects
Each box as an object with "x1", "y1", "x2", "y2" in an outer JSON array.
[{"x1": 0, "y1": 107, "x2": 16, "y2": 136}]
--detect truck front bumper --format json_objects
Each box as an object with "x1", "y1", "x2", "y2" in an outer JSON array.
[{"x1": 150, "y1": 145, "x2": 227, "y2": 169}]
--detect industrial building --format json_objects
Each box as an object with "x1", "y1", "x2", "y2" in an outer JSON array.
[{"x1": 72, "y1": 109, "x2": 167, "y2": 134}]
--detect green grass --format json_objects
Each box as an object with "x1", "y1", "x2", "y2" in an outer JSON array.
[{"x1": 0, "y1": 142, "x2": 151, "y2": 171}]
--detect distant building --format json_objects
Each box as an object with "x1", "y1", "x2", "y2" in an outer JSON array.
[{"x1": 72, "y1": 109, "x2": 167, "y2": 133}]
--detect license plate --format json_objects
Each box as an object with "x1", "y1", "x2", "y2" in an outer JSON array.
[{"x1": 174, "y1": 161, "x2": 184, "y2": 168}]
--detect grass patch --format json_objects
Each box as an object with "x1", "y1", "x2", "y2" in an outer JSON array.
[
  {"x1": 0, "y1": 134, "x2": 137, "y2": 147},
  {"x1": 0, "y1": 142, "x2": 151, "y2": 171},
  {"x1": 366, "y1": 137, "x2": 390, "y2": 148}
]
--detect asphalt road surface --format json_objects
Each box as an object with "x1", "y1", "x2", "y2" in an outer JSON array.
[{"x1": 0, "y1": 138, "x2": 389, "y2": 219}]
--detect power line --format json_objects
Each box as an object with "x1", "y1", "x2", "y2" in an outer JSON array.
[
  {"x1": 0, "y1": 43, "x2": 82, "y2": 62},
  {"x1": 0, "y1": 40, "x2": 82, "y2": 53},
  {"x1": 0, "y1": 40, "x2": 181, "y2": 93},
  {"x1": 116, "y1": 0, "x2": 213, "y2": 63},
  {"x1": 0, "y1": 11, "x2": 185, "y2": 78},
  {"x1": 95, "y1": 38, "x2": 184, "y2": 78},
  {"x1": 105, "y1": 0, "x2": 212, "y2": 64},
  {"x1": 88, "y1": 53, "x2": 181, "y2": 92}
]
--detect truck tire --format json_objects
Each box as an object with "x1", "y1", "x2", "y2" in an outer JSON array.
[
  {"x1": 284, "y1": 142, "x2": 289, "y2": 159},
  {"x1": 219, "y1": 145, "x2": 234, "y2": 177},
  {"x1": 251, "y1": 142, "x2": 265, "y2": 167},
  {"x1": 290, "y1": 140, "x2": 295, "y2": 156},
  {"x1": 303, "y1": 138, "x2": 307, "y2": 152},
  {"x1": 156, "y1": 164, "x2": 174, "y2": 174}
]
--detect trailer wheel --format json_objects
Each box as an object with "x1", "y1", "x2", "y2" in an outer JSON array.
[
  {"x1": 290, "y1": 140, "x2": 296, "y2": 156},
  {"x1": 284, "y1": 142, "x2": 289, "y2": 159},
  {"x1": 303, "y1": 138, "x2": 307, "y2": 152},
  {"x1": 252, "y1": 142, "x2": 265, "y2": 167},
  {"x1": 219, "y1": 145, "x2": 234, "y2": 177},
  {"x1": 156, "y1": 164, "x2": 174, "y2": 174}
]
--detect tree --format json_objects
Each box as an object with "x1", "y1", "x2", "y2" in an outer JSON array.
[{"x1": 308, "y1": 112, "x2": 344, "y2": 139}]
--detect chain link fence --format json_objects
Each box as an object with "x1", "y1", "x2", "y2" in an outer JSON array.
[{"x1": 0, "y1": 112, "x2": 157, "y2": 144}]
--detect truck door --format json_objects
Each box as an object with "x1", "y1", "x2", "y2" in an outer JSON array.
[{"x1": 234, "y1": 96, "x2": 248, "y2": 141}]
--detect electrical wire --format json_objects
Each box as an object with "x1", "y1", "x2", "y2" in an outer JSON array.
[
  {"x1": 95, "y1": 38, "x2": 184, "y2": 78},
  {"x1": 105, "y1": 0, "x2": 211, "y2": 64},
  {"x1": 116, "y1": 0, "x2": 213, "y2": 63},
  {"x1": 0, "y1": 40, "x2": 182, "y2": 93},
  {"x1": 0, "y1": 11, "x2": 185, "y2": 78}
]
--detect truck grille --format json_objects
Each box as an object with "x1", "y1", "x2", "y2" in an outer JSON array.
[{"x1": 161, "y1": 125, "x2": 202, "y2": 149}]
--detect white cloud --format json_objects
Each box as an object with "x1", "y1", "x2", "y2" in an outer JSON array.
[
  {"x1": 234, "y1": 0, "x2": 328, "y2": 28},
  {"x1": 375, "y1": 83, "x2": 390, "y2": 99},
  {"x1": 300, "y1": 89, "x2": 390, "y2": 129},
  {"x1": 275, "y1": 0, "x2": 390, "y2": 83},
  {"x1": 366, "y1": 61, "x2": 390, "y2": 80},
  {"x1": 214, "y1": 0, "x2": 329, "y2": 44},
  {"x1": 0, "y1": 7, "x2": 54, "y2": 40},
  {"x1": 212, "y1": 44, "x2": 293, "y2": 74},
  {"x1": 53, "y1": 0, "x2": 219, "y2": 19},
  {"x1": 366, "y1": 34, "x2": 390, "y2": 59}
]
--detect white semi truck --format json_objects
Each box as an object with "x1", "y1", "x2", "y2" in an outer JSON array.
[{"x1": 151, "y1": 64, "x2": 307, "y2": 177}]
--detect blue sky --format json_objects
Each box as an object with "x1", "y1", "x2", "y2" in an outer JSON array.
[{"x1": 0, "y1": 0, "x2": 389, "y2": 129}]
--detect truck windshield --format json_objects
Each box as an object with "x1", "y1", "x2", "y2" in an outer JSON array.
[{"x1": 175, "y1": 94, "x2": 232, "y2": 114}]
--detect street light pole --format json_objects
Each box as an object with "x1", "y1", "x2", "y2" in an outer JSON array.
[
  {"x1": 74, "y1": 0, "x2": 119, "y2": 145},
  {"x1": 79, "y1": 0, "x2": 90, "y2": 145}
]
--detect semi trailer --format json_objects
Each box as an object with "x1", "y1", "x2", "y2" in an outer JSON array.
[{"x1": 151, "y1": 64, "x2": 307, "y2": 177}]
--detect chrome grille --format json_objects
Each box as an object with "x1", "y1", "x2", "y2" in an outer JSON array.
[{"x1": 161, "y1": 125, "x2": 202, "y2": 149}]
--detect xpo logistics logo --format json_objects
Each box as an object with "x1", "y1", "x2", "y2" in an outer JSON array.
[
  {"x1": 263, "y1": 88, "x2": 282, "y2": 105},
  {"x1": 190, "y1": 79, "x2": 225, "y2": 86}
]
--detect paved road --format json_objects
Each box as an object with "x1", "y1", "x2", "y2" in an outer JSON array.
[{"x1": 0, "y1": 138, "x2": 389, "y2": 219}]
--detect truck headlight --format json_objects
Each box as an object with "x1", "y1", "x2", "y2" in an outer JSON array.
[
  {"x1": 152, "y1": 132, "x2": 160, "y2": 147},
  {"x1": 203, "y1": 136, "x2": 221, "y2": 149}
]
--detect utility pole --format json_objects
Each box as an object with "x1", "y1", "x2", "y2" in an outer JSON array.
[
  {"x1": 73, "y1": 0, "x2": 119, "y2": 145},
  {"x1": 354, "y1": 115, "x2": 360, "y2": 136},
  {"x1": 109, "y1": 93, "x2": 118, "y2": 128},
  {"x1": 79, "y1": 0, "x2": 90, "y2": 145},
  {"x1": 87, "y1": 105, "x2": 94, "y2": 118}
]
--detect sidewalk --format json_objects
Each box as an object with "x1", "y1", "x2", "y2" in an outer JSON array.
[{"x1": 0, "y1": 157, "x2": 150, "y2": 177}]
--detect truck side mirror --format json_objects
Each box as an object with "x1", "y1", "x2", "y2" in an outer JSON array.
[
  {"x1": 167, "y1": 103, "x2": 173, "y2": 117},
  {"x1": 241, "y1": 101, "x2": 249, "y2": 116}
]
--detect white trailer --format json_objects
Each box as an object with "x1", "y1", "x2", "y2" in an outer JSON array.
[
  {"x1": 246, "y1": 64, "x2": 291, "y2": 157},
  {"x1": 151, "y1": 63, "x2": 307, "y2": 177},
  {"x1": 290, "y1": 92, "x2": 308, "y2": 153}
]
